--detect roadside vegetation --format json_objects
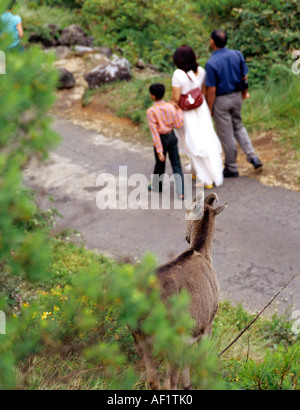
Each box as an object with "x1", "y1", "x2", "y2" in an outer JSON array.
[
  {"x1": 17, "y1": 1, "x2": 300, "y2": 173},
  {"x1": 0, "y1": 0, "x2": 299, "y2": 390},
  {"x1": 1, "y1": 210, "x2": 299, "y2": 389}
]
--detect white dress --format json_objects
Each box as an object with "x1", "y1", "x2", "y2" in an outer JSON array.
[{"x1": 172, "y1": 67, "x2": 224, "y2": 187}]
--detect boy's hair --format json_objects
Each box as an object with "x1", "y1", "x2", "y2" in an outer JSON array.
[{"x1": 149, "y1": 83, "x2": 165, "y2": 100}]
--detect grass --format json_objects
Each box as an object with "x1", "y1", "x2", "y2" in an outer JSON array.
[
  {"x1": 81, "y1": 72, "x2": 171, "y2": 143},
  {"x1": 14, "y1": 236, "x2": 300, "y2": 390},
  {"x1": 242, "y1": 66, "x2": 300, "y2": 155},
  {"x1": 16, "y1": 1, "x2": 80, "y2": 41}
]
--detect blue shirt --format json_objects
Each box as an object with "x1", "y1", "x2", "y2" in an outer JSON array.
[
  {"x1": 205, "y1": 47, "x2": 248, "y2": 96},
  {"x1": 1, "y1": 12, "x2": 22, "y2": 49}
]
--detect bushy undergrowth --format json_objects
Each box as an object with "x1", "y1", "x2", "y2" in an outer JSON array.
[
  {"x1": 23, "y1": 0, "x2": 299, "y2": 85},
  {"x1": 242, "y1": 64, "x2": 300, "y2": 153},
  {"x1": 196, "y1": 0, "x2": 300, "y2": 85},
  {"x1": 1, "y1": 213, "x2": 299, "y2": 390},
  {"x1": 1, "y1": 0, "x2": 299, "y2": 390}
]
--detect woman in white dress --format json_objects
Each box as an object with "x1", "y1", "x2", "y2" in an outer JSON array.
[{"x1": 172, "y1": 45, "x2": 223, "y2": 188}]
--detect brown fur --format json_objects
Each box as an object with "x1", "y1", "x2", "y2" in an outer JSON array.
[{"x1": 132, "y1": 193, "x2": 227, "y2": 390}]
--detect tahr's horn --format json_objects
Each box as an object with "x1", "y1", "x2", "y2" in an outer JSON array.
[{"x1": 204, "y1": 193, "x2": 219, "y2": 206}]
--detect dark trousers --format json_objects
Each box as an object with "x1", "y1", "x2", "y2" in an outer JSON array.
[{"x1": 152, "y1": 131, "x2": 184, "y2": 196}]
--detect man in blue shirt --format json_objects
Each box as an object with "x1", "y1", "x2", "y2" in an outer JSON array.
[
  {"x1": 205, "y1": 30, "x2": 262, "y2": 177},
  {"x1": 1, "y1": 1, "x2": 23, "y2": 50}
]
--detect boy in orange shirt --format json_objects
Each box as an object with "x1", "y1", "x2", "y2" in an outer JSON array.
[{"x1": 147, "y1": 83, "x2": 184, "y2": 199}]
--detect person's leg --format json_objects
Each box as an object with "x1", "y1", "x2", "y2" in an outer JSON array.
[
  {"x1": 152, "y1": 145, "x2": 166, "y2": 192},
  {"x1": 166, "y1": 131, "x2": 184, "y2": 197},
  {"x1": 231, "y1": 92, "x2": 258, "y2": 163},
  {"x1": 213, "y1": 95, "x2": 238, "y2": 174}
]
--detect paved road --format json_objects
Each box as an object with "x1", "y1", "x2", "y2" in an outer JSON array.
[{"x1": 24, "y1": 116, "x2": 300, "y2": 314}]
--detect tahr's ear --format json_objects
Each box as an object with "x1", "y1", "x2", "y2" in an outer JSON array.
[{"x1": 186, "y1": 191, "x2": 204, "y2": 221}]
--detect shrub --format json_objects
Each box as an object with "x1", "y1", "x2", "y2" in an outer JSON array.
[
  {"x1": 225, "y1": 345, "x2": 300, "y2": 390},
  {"x1": 196, "y1": 0, "x2": 300, "y2": 85},
  {"x1": 25, "y1": 0, "x2": 84, "y2": 8},
  {"x1": 0, "y1": 0, "x2": 60, "y2": 388},
  {"x1": 81, "y1": 0, "x2": 204, "y2": 71}
]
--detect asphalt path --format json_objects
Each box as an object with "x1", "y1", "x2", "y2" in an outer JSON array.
[{"x1": 24, "y1": 115, "x2": 300, "y2": 315}]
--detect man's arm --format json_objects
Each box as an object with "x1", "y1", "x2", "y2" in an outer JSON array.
[
  {"x1": 206, "y1": 86, "x2": 216, "y2": 116},
  {"x1": 204, "y1": 62, "x2": 217, "y2": 116},
  {"x1": 241, "y1": 75, "x2": 250, "y2": 100}
]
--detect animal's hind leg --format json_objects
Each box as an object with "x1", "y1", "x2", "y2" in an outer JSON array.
[
  {"x1": 137, "y1": 338, "x2": 160, "y2": 390},
  {"x1": 163, "y1": 364, "x2": 180, "y2": 390},
  {"x1": 182, "y1": 366, "x2": 192, "y2": 390}
]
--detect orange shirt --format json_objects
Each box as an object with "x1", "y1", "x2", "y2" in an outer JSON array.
[{"x1": 147, "y1": 100, "x2": 184, "y2": 153}]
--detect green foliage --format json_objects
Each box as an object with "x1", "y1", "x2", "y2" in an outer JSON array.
[
  {"x1": 196, "y1": 0, "x2": 300, "y2": 85},
  {"x1": 224, "y1": 345, "x2": 300, "y2": 390},
  {"x1": 1, "y1": 0, "x2": 299, "y2": 390},
  {"x1": 2, "y1": 230, "x2": 299, "y2": 389},
  {"x1": 242, "y1": 65, "x2": 300, "y2": 153},
  {"x1": 25, "y1": 0, "x2": 84, "y2": 9},
  {"x1": 81, "y1": 0, "x2": 205, "y2": 71},
  {"x1": 17, "y1": 1, "x2": 79, "y2": 43},
  {"x1": 1, "y1": 245, "x2": 225, "y2": 389},
  {"x1": 0, "y1": 0, "x2": 60, "y2": 388},
  {"x1": 0, "y1": 0, "x2": 60, "y2": 286}
]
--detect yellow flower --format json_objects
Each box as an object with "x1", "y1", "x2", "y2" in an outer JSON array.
[
  {"x1": 53, "y1": 305, "x2": 60, "y2": 312},
  {"x1": 22, "y1": 302, "x2": 29, "y2": 308},
  {"x1": 41, "y1": 312, "x2": 52, "y2": 320}
]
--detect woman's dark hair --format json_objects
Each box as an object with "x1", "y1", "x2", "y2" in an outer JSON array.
[
  {"x1": 173, "y1": 45, "x2": 199, "y2": 73},
  {"x1": 211, "y1": 30, "x2": 227, "y2": 48},
  {"x1": 149, "y1": 83, "x2": 165, "y2": 100}
]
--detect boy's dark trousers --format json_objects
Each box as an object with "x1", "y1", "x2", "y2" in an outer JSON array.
[{"x1": 152, "y1": 130, "x2": 184, "y2": 197}]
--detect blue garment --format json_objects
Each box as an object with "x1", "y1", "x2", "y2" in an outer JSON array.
[
  {"x1": 205, "y1": 47, "x2": 248, "y2": 96},
  {"x1": 1, "y1": 11, "x2": 22, "y2": 49}
]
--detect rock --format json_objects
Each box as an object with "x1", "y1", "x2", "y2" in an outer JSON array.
[
  {"x1": 135, "y1": 58, "x2": 146, "y2": 69},
  {"x1": 146, "y1": 63, "x2": 159, "y2": 72},
  {"x1": 94, "y1": 46, "x2": 113, "y2": 58},
  {"x1": 29, "y1": 24, "x2": 61, "y2": 47},
  {"x1": 44, "y1": 46, "x2": 71, "y2": 59},
  {"x1": 57, "y1": 68, "x2": 76, "y2": 89},
  {"x1": 55, "y1": 46, "x2": 71, "y2": 59},
  {"x1": 59, "y1": 24, "x2": 92, "y2": 47},
  {"x1": 77, "y1": 36, "x2": 94, "y2": 47},
  {"x1": 74, "y1": 45, "x2": 94, "y2": 56},
  {"x1": 84, "y1": 57, "x2": 132, "y2": 89}
]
